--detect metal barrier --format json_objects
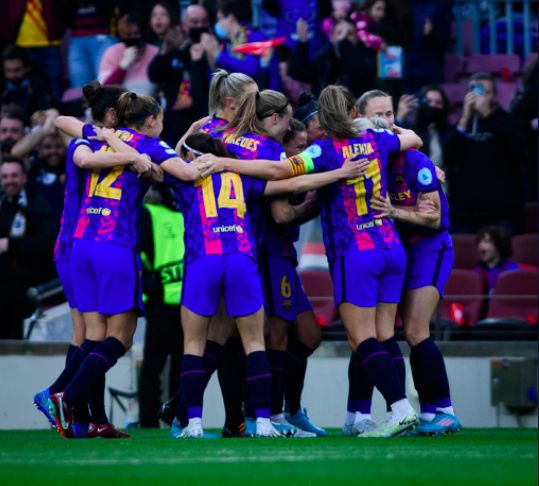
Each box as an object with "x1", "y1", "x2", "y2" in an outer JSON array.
[
  {"x1": 24, "y1": 279, "x2": 64, "y2": 340},
  {"x1": 453, "y1": 0, "x2": 538, "y2": 57}
]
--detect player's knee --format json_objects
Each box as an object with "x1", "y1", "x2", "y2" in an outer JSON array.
[
  {"x1": 299, "y1": 325, "x2": 322, "y2": 349},
  {"x1": 403, "y1": 321, "x2": 430, "y2": 347}
]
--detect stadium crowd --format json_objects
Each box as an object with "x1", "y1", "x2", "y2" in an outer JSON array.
[{"x1": 0, "y1": 0, "x2": 536, "y2": 438}]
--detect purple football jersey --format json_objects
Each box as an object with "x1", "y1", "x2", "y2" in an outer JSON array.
[
  {"x1": 200, "y1": 116, "x2": 228, "y2": 139},
  {"x1": 167, "y1": 172, "x2": 266, "y2": 263},
  {"x1": 387, "y1": 149, "x2": 451, "y2": 249},
  {"x1": 74, "y1": 127, "x2": 178, "y2": 250},
  {"x1": 221, "y1": 130, "x2": 296, "y2": 256},
  {"x1": 53, "y1": 138, "x2": 90, "y2": 262},
  {"x1": 291, "y1": 129, "x2": 402, "y2": 262}
]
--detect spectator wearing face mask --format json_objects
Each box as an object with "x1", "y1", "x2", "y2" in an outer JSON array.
[
  {"x1": 98, "y1": 11, "x2": 159, "y2": 96},
  {"x1": 148, "y1": 3, "x2": 211, "y2": 146},
  {"x1": 1, "y1": 45, "x2": 55, "y2": 123}
]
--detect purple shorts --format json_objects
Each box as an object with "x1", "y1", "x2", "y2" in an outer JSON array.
[
  {"x1": 56, "y1": 260, "x2": 77, "y2": 309},
  {"x1": 259, "y1": 255, "x2": 313, "y2": 321},
  {"x1": 404, "y1": 241, "x2": 454, "y2": 297},
  {"x1": 182, "y1": 254, "x2": 263, "y2": 318},
  {"x1": 71, "y1": 239, "x2": 142, "y2": 315},
  {"x1": 331, "y1": 246, "x2": 406, "y2": 307}
]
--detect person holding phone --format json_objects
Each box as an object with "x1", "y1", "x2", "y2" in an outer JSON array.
[{"x1": 445, "y1": 72, "x2": 526, "y2": 234}]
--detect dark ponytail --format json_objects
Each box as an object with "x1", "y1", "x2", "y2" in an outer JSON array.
[{"x1": 82, "y1": 80, "x2": 127, "y2": 124}]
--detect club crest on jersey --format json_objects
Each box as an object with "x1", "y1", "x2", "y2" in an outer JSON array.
[{"x1": 417, "y1": 168, "x2": 432, "y2": 186}]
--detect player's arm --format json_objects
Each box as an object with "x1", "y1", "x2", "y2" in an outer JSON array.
[
  {"x1": 371, "y1": 191, "x2": 442, "y2": 229},
  {"x1": 271, "y1": 192, "x2": 319, "y2": 225},
  {"x1": 393, "y1": 126, "x2": 423, "y2": 150},
  {"x1": 263, "y1": 157, "x2": 368, "y2": 196},
  {"x1": 161, "y1": 157, "x2": 204, "y2": 182},
  {"x1": 72, "y1": 143, "x2": 142, "y2": 170},
  {"x1": 55, "y1": 116, "x2": 85, "y2": 138}
]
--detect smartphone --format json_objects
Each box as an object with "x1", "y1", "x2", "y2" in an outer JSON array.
[{"x1": 471, "y1": 83, "x2": 485, "y2": 96}]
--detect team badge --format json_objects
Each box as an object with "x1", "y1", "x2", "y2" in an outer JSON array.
[{"x1": 417, "y1": 168, "x2": 433, "y2": 186}]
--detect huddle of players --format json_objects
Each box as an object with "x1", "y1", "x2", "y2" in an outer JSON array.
[{"x1": 34, "y1": 67, "x2": 461, "y2": 439}]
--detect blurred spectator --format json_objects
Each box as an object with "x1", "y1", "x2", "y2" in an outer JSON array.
[
  {"x1": 445, "y1": 72, "x2": 526, "y2": 235},
  {"x1": 289, "y1": 18, "x2": 375, "y2": 97},
  {"x1": 1, "y1": 45, "x2": 55, "y2": 123},
  {"x1": 473, "y1": 226, "x2": 520, "y2": 293},
  {"x1": 0, "y1": 0, "x2": 70, "y2": 102},
  {"x1": 510, "y1": 59, "x2": 538, "y2": 202},
  {"x1": 321, "y1": 0, "x2": 354, "y2": 40},
  {"x1": 293, "y1": 93, "x2": 325, "y2": 144},
  {"x1": 148, "y1": 4, "x2": 210, "y2": 146},
  {"x1": 27, "y1": 132, "x2": 66, "y2": 219},
  {"x1": 0, "y1": 156, "x2": 57, "y2": 339},
  {"x1": 403, "y1": 0, "x2": 451, "y2": 91},
  {"x1": 396, "y1": 85, "x2": 458, "y2": 173},
  {"x1": 0, "y1": 111, "x2": 26, "y2": 155},
  {"x1": 149, "y1": 1, "x2": 179, "y2": 46},
  {"x1": 138, "y1": 185, "x2": 184, "y2": 427},
  {"x1": 67, "y1": 1, "x2": 118, "y2": 88},
  {"x1": 98, "y1": 11, "x2": 159, "y2": 95},
  {"x1": 262, "y1": 0, "x2": 329, "y2": 54},
  {"x1": 201, "y1": 0, "x2": 281, "y2": 90}
]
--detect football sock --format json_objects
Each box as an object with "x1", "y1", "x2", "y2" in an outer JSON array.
[
  {"x1": 63, "y1": 337, "x2": 125, "y2": 410},
  {"x1": 203, "y1": 340, "x2": 223, "y2": 380},
  {"x1": 356, "y1": 338, "x2": 405, "y2": 407},
  {"x1": 347, "y1": 351, "x2": 373, "y2": 417},
  {"x1": 180, "y1": 355, "x2": 206, "y2": 419},
  {"x1": 49, "y1": 341, "x2": 97, "y2": 394},
  {"x1": 410, "y1": 338, "x2": 452, "y2": 416},
  {"x1": 390, "y1": 398, "x2": 415, "y2": 418},
  {"x1": 268, "y1": 349, "x2": 286, "y2": 415},
  {"x1": 88, "y1": 374, "x2": 108, "y2": 425},
  {"x1": 436, "y1": 405, "x2": 455, "y2": 416},
  {"x1": 246, "y1": 351, "x2": 272, "y2": 419},
  {"x1": 284, "y1": 337, "x2": 314, "y2": 415},
  {"x1": 218, "y1": 337, "x2": 245, "y2": 429},
  {"x1": 381, "y1": 337, "x2": 405, "y2": 411}
]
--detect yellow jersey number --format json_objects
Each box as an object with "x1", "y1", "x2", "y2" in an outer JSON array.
[
  {"x1": 87, "y1": 145, "x2": 124, "y2": 201},
  {"x1": 195, "y1": 173, "x2": 246, "y2": 219},
  {"x1": 346, "y1": 158, "x2": 381, "y2": 216}
]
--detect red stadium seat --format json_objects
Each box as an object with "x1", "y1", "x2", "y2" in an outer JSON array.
[
  {"x1": 524, "y1": 202, "x2": 538, "y2": 233},
  {"x1": 437, "y1": 269, "x2": 486, "y2": 326},
  {"x1": 495, "y1": 82, "x2": 518, "y2": 110},
  {"x1": 452, "y1": 234, "x2": 478, "y2": 269},
  {"x1": 512, "y1": 233, "x2": 538, "y2": 267},
  {"x1": 464, "y1": 54, "x2": 521, "y2": 79},
  {"x1": 485, "y1": 268, "x2": 538, "y2": 323},
  {"x1": 299, "y1": 269, "x2": 337, "y2": 327}
]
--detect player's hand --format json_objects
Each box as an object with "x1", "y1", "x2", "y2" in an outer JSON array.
[
  {"x1": 196, "y1": 153, "x2": 225, "y2": 177},
  {"x1": 132, "y1": 153, "x2": 153, "y2": 177},
  {"x1": 416, "y1": 193, "x2": 438, "y2": 214},
  {"x1": 435, "y1": 165, "x2": 446, "y2": 184},
  {"x1": 371, "y1": 194, "x2": 396, "y2": 218},
  {"x1": 341, "y1": 156, "x2": 369, "y2": 179}
]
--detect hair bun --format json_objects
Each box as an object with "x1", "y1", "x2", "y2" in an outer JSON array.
[
  {"x1": 82, "y1": 80, "x2": 104, "y2": 106},
  {"x1": 297, "y1": 92, "x2": 314, "y2": 108},
  {"x1": 130, "y1": 92, "x2": 138, "y2": 100}
]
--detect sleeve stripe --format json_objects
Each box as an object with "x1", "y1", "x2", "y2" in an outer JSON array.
[{"x1": 287, "y1": 154, "x2": 315, "y2": 177}]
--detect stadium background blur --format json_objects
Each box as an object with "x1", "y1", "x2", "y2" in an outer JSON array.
[{"x1": 0, "y1": 0, "x2": 536, "y2": 432}]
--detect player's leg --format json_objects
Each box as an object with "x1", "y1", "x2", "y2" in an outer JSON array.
[{"x1": 226, "y1": 254, "x2": 281, "y2": 438}]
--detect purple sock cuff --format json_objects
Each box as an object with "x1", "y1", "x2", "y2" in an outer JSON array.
[
  {"x1": 361, "y1": 351, "x2": 388, "y2": 367},
  {"x1": 392, "y1": 355, "x2": 404, "y2": 361},
  {"x1": 255, "y1": 408, "x2": 270, "y2": 418},
  {"x1": 420, "y1": 403, "x2": 437, "y2": 414},
  {"x1": 347, "y1": 400, "x2": 371, "y2": 414},
  {"x1": 247, "y1": 373, "x2": 271, "y2": 382},
  {"x1": 181, "y1": 369, "x2": 205, "y2": 378},
  {"x1": 435, "y1": 398, "x2": 452, "y2": 408},
  {"x1": 90, "y1": 352, "x2": 111, "y2": 368},
  {"x1": 187, "y1": 406, "x2": 202, "y2": 419},
  {"x1": 204, "y1": 352, "x2": 217, "y2": 362}
]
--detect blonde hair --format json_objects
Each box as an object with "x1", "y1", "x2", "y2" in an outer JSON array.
[
  {"x1": 228, "y1": 90, "x2": 289, "y2": 137},
  {"x1": 318, "y1": 85, "x2": 357, "y2": 139},
  {"x1": 115, "y1": 92, "x2": 161, "y2": 128},
  {"x1": 208, "y1": 69, "x2": 256, "y2": 114}
]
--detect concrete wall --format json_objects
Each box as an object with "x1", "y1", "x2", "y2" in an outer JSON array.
[{"x1": 1, "y1": 342, "x2": 536, "y2": 430}]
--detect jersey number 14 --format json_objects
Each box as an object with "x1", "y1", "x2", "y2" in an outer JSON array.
[{"x1": 195, "y1": 173, "x2": 246, "y2": 218}]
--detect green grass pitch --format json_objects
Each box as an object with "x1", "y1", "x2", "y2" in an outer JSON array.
[{"x1": 0, "y1": 429, "x2": 536, "y2": 485}]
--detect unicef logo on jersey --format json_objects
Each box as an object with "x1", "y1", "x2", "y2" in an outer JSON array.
[
  {"x1": 417, "y1": 168, "x2": 433, "y2": 186},
  {"x1": 305, "y1": 144, "x2": 322, "y2": 159}
]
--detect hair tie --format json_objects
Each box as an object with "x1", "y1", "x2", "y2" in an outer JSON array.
[
  {"x1": 183, "y1": 142, "x2": 204, "y2": 157},
  {"x1": 130, "y1": 92, "x2": 137, "y2": 100}
]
